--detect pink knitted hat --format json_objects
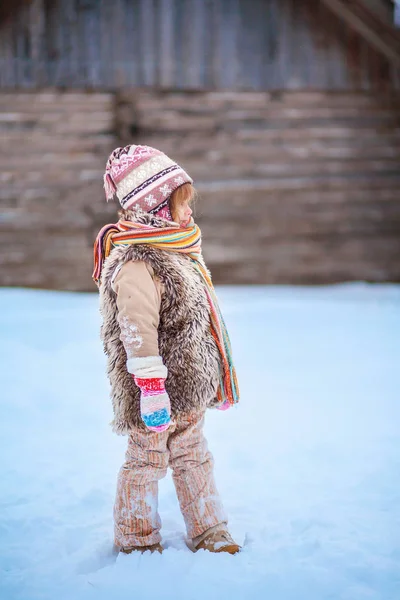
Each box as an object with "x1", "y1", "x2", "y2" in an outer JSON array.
[{"x1": 104, "y1": 144, "x2": 193, "y2": 220}]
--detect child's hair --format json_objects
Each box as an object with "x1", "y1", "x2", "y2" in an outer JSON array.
[
  {"x1": 118, "y1": 182, "x2": 196, "y2": 221},
  {"x1": 170, "y1": 183, "x2": 196, "y2": 221}
]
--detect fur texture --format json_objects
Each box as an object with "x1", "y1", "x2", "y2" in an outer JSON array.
[{"x1": 99, "y1": 212, "x2": 221, "y2": 434}]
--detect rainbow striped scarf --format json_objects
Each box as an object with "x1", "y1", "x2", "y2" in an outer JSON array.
[{"x1": 93, "y1": 220, "x2": 239, "y2": 406}]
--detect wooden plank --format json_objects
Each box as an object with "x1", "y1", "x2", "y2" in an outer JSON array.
[
  {"x1": 0, "y1": 90, "x2": 114, "y2": 107},
  {"x1": 239, "y1": 0, "x2": 265, "y2": 90},
  {"x1": 198, "y1": 187, "x2": 400, "y2": 212},
  {"x1": 14, "y1": 4, "x2": 25, "y2": 87},
  {"x1": 182, "y1": 0, "x2": 208, "y2": 89},
  {"x1": 100, "y1": 89, "x2": 400, "y2": 109},
  {"x1": 75, "y1": 0, "x2": 86, "y2": 86},
  {"x1": 202, "y1": 0, "x2": 214, "y2": 88},
  {"x1": 275, "y1": 0, "x2": 289, "y2": 89},
  {"x1": 235, "y1": 125, "x2": 400, "y2": 141},
  {"x1": 0, "y1": 17, "x2": 14, "y2": 87},
  {"x1": 59, "y1": 0, "x2": 72, "y2": 86},
  {"x1": 358, "y1": 31, "x2": 370, "y2": 91},
  {"x1": 29, "y1": 0, "x2": 45, "y2": 87},
  {"x1": 293, "y1": 0, "x2": 311, "y2": 89},
  {"x1": 217, "y1": 0, "x2": 239, "y2": 89},
  {"x1": 112, "y1": 0, "x2": 126, "y2": 87},
  {"x1": 326, "y1": 3, "x2": 348, "y2": 90},
  {"x1": 44, "y1": 0, "x2": 59, "y2": 86},
  {"x1": 216, "y1": 106, "x2": 400, "y2": 121},
  {"x1": 158, "y1": 0, "x2": 175, "y2": 87},
  {"x1": 130, "y1": 0, "x2": 142, "y2": 86},
  {"x1": 135, "y1": 133, "x2": 400, "y2": 158},
  {"x1": 86, "y1": 2, "x2": 101, "y2": 87},
  {"x1": 347, "y1": 21, "x2": 364, "y2": 90},
  {"x1": 60, "y1": 0, "x2": 72, "y2": 85},
  {"x1": 99, "y1": 0, "x2": 114, "y2": 87},
  {"x1": 320, "y1": 0, "x2": 400, "y2": 66},
  {"x1": 255, "y1": 0, "x2": 271, "y2": 90},
  {"x1": 321, "y1": 2, "x2": 336, "y2": 89},
  {"x1": 195, "y1": 173, "x2": 400, "y2": 193},
  {"x1": 210, "y1": 0, "x2": 222, "y2": 89},
  {"x1": 287, "y1": 0, "x2": 304, "y2": 89},
  {"x1": 392, "y1": 63, "x2": 400, "y2": 91},
  {"x1": 54, "y1": 0, "x2": 66, "y2": 85},
  {"x1": 263, "y1": 0, "x2": 279, "y2": 89},
  {"x1": 139, "y1": 0, "x2": 156, "y2": 86},
  {"x1": 0, "y1": 25, "x2": 4, "y2": 87},
  {"x1": 180, "y1": 157, "x2": 400, "y2": 180},
  {"x1": 306, "y1": 0, "x2": 325, "y2": 88}
]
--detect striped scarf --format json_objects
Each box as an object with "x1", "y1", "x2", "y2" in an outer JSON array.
[{"x1": 93, "y1": 220, "x2": 239, "y2": 406}]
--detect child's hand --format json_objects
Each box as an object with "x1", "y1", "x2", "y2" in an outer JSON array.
[{"x1": 134, "y1": 376, "x2": 172, "y2": 432}]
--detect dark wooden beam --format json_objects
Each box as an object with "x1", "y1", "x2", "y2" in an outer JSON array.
[
  {"x1": 29, "y1": 0, "x2": 45, "y2": 85},
  {"x1": 320, "y1": 0, "x2": 400, "y2": 66},
  {"x1": 0, "y1": 0, "x2": 27, "y2": 24}
]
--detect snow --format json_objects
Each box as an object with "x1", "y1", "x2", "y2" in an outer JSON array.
[{"x1": 1, "y1": 284, "x2": 399, "y2": 600}]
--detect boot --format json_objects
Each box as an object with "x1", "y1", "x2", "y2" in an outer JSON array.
[
  {"x1": 195, "y1": 530, "x2": 240, "y2": 555},
  {"x1": 119, "y1": 542, "x2": 163, "y2": 555}
]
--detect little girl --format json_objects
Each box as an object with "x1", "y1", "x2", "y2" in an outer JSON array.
[{"x1": 93, "y1": 144, "x2": 240, "y2": 555}]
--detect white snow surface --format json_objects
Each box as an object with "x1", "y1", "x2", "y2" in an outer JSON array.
[{"x1": 1, "y1": 284, "x2": 399, "y2": 600}]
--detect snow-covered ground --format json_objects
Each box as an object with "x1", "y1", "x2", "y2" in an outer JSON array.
[{"x1": 1, "y1": 285, "x2": 399, "y2": 600}]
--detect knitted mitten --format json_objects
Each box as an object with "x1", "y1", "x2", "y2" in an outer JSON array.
[
  {"x1": 134, "y1": 376, "x2": 172, "y2": 432},
  {"x1": 217, "y1": 399, "x2": 231, "y2": 411}
]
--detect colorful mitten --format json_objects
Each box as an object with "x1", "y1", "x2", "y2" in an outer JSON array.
[
  {"x1": 217, "y1": 399, "x2": 231, "y2": 411},
  {"x1": 134, "y1": 376, "x2": 172, "y2": 432}
]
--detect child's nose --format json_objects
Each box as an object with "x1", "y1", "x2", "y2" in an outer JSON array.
[{"x1": 187, "y1": 206, "x2": 193, "y2": 217}]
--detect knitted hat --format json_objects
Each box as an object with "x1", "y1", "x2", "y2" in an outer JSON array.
[{"x1": 104, "y1": 144, "x2": 193, "y2": 221}]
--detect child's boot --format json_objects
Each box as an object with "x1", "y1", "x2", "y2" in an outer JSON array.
[
  {"x1": 195, "y1": 530, "x2": 240, "y2": 555},
  {"x1": 119, "y1": 542, "x2": 163, "y2": 555}
]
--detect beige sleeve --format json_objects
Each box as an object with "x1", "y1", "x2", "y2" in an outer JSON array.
[{"x1": 113, "y1": 260, "x2": 165, "y2": 376}]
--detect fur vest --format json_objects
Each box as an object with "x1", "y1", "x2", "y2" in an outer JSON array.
[{"x1": 98, "y1": 214, "x2": 221, "y2": 434}]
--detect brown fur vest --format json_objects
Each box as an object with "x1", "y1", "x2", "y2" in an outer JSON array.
[{"x1": 99, "y1": 215, "x2": 221, "y2": 434}]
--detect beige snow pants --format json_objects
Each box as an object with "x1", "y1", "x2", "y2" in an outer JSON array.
[{"x1": 114, "y1": 412, "x2": 227, "y2": 549}]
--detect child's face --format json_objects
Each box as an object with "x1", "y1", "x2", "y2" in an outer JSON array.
[{"x1": 172, "y1": 199, "x2": 193, "y2": 228}]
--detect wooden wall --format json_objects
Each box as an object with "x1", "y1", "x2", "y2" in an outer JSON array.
[
  {"x1": 0, "y1": 1, "x2": 399, "y2": 289},
  {"x1": 118, "y1": 89, "x2": 400, "y2": 285},
  {"x1": 0, "y1": 0, "x2": 398, "y2": 91},
  {"x1": 1, "y1": 89, "x2": 399, "y2": 290},
  {"x1": 0, "y1": 91, "x2": 116, "y2": 290}
]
